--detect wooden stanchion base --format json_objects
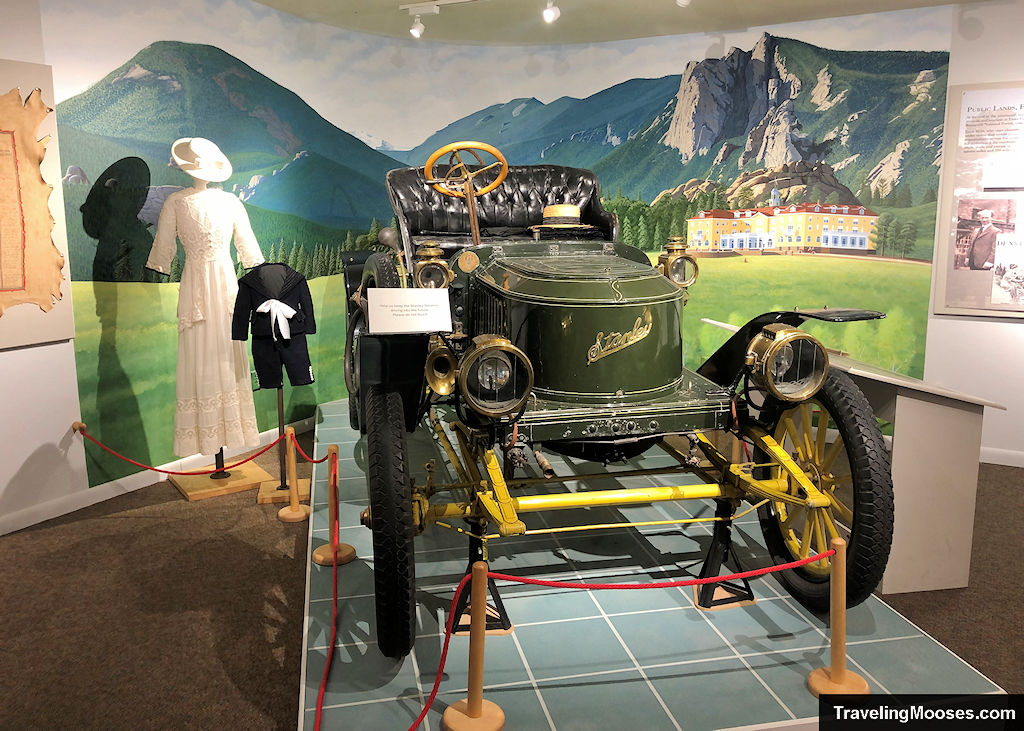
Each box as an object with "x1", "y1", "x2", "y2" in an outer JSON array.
[
  {"x1": 312, "y1": 542, "x2": 356, "y2": 566},
  {"x1": 278, "y1": 504, "x2": 311, "y2": 523},
  {"x1": 807, "y1": 666, "x2": 869, "y2": 697},
  {"x1": 169, "y1": 462, "x2": 272, "y2": 501},
  {"x1": 441, "y1": 698, "x2": 505, "y2": 731},
  {"x1": 256, "y1": 478, "x2": 311, "y2": 504}
]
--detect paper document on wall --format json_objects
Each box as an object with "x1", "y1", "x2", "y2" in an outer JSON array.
[{"x1": 367, "y1": 288, "x2": 453, "y2": 334}]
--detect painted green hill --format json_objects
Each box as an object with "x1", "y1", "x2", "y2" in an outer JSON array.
[
  {"x1": 240, "y1": 150, "x2": 389, "y2": 230},
  {"x1": 397, "y1": 75, "x2": 682, "y2": 170},
  {"x1": 56, "y1": 40, "x2": 401, "y2": 253}
]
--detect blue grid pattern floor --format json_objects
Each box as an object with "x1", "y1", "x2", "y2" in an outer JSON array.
[{"x1": 299, "y1": 400, "x2": 1002, "y2": 730}]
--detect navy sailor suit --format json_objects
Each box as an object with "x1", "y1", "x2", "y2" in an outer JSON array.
[{"x1": 232, "y1": 263, "x2": 316, "y2": 389}]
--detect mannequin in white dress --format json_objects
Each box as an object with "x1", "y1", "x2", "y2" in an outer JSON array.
[{"x1": 146, "y1": 138, "x2": 265, "y2": 457}]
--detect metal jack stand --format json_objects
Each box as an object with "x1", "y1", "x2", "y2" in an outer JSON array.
[
  {"x1": 452, "y1": 521, "x2": 513, "y2": 634},
  {"x1": 695, "y1": 499, "x2": 756, "y2": 610}
]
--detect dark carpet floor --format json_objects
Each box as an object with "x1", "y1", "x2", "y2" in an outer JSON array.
[
  {"x1": 881, "y1": 464, "x2": 1024, "y2": 696},
  {"x1": 1, "y1": 451, "x2": 1020, "y2": 730},
  {"x1": 1, "y1": 435, "x2": 314, "y2": 731}
]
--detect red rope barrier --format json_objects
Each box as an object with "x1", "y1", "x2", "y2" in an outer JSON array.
[
  {"x1": 315, "y1": 453, "x2": 341, "y2": 731},
  {"x1": 409, "y1": 573, "x2": 473, "y2": 731},
  {"x1": 488, "y1": 549, "x2": 836, "y2": 591},
  {"x1": 77, "y1": 428, "x2": 286, "y2": 476},
  {"x1": 291, "y1": 432, "x2": 330, "y2": 464},
  {"x1": 409, "y1": 548, "x2": 837, "y2": 730}
]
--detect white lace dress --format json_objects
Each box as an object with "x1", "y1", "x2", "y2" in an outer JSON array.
[{"x1": 146, "y1": 187, "x2": 265, "y2": 457}]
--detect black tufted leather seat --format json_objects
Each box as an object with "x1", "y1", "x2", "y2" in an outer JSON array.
[{"x1": 386, "y1": 164, "x2": 618, "y2": 252}]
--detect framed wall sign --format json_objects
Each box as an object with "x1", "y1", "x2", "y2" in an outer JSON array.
[{"x1": 934, "y1": 82, "x2": 1024, "y2": 317}]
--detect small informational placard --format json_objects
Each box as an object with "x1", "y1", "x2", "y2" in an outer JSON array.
[
  {"x1": 934, "y1": 82, "x2": 1024, "y2": 317},
  {"x1": 367, "y1": 288, "x2": 453, "y2": 334}
]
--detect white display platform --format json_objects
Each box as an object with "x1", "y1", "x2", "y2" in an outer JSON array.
[{"x1": 833, "y1": 354, "x2": 1004, "y2": 594}]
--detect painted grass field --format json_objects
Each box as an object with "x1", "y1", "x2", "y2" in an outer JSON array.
[
  {"x1": 72, "y1": 254, "x2": 930, "y2": 486},
  {"x1": 677, "y1": 254, "x2": 931, "y2": 377},
  {"x1": 73, "y1": 274, "x2": 349, "y2": 485}
]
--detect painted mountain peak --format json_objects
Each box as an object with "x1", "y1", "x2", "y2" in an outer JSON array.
[
  {"x1": 594, "y1": 33, "x2": 948, "y2": 201},
  {"x1": 394, "y1": 32, "x2": 948, "y2": 206},
  {"x1": 57, "y1": 40, "x2": 402, "y2": 231}
]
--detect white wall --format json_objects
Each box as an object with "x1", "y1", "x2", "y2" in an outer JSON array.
[
  {"x1": 925, "y1": 0, "x2": 1024, "y2": 467},
  {"x1": 4, "y1": 0, "x2": 45, "y2": 65},
  {"x1": 0, "y1": 0, "x2": 92, "y2": 535}
]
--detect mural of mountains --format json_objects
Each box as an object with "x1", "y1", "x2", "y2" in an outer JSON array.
[
  {"x1": 393, "y1": 75, "x2": 682, "y2": 170},
  {"x1": 402, "y1": 33, "x2": 947, "y2": 205},
  {"x1": 56, "y1": 33, "x2": 947, "y2": 282},
  {"x1": 57, "y1": 40, "x2": 403, "y2": 231}
]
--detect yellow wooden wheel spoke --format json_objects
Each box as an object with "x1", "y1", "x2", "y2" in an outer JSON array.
[
  {"x1": 821, "y1": 508, "x2": 842, "y2": 542},
  {"x1": 782, "y1": 415, "x2": 807, "y2": 462},
  {"x1": 829, "y1": 494, "x2": 854, "y2": 524},
  {"x1": 815, "y1": 408, "x2": 830, "y2": 464},
  {"x1": 815, "y1": 512, "x2": 833, "y2": 567},
  {"x1": 799, "y1": 403, "x2": 815, "y2": 459},
  {"x1": 798, "y1": 511, "x2": 814, "y2": 559},
  {"x1": 779, "y1": 504, "x2": 800, "y2": 535},
  {"x1": 822, "y1": 435, "x2": 845, "y2": 472}
]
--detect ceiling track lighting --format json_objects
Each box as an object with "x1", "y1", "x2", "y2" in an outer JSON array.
[
  {"x1": 400, "y1": 1, "x2": 440, "y2": 39},
  {"x1": 543, "y1": 1, "x2": 560, "y2": 23}
]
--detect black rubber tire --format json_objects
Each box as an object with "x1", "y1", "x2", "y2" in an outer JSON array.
[
  {"x1": 361, "y1": 251, "x2": 401, "y2": 289},
  {"x1": 348, "y1": 253, "x2": 401, "y2": 434},
  {"x1": 365, "y1": 385, "x2": 417, "y2": 659},
  {"x1": 757, "y1": 369, "x2": 894, "y2": 611},
  {"x1": 344, "y1": 308, "x2": 363, "y2": 431}
]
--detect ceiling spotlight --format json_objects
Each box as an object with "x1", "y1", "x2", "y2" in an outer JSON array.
[
  {"x1": 410, "y1": 15, "x2": 425, "y2": 37},
  {"x1": 543, "y1": 1, "x2": 560, "y2": 23},
  {"x1": 676, "y1": 0, "x2": 691, "y2": 7}
]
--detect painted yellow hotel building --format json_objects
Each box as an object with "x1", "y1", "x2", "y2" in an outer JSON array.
[{"x1": 687, "y1": 202, "x2": 878, "y2": 254}]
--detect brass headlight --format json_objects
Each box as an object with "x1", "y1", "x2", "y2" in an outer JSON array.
[
  {"x1": 458, "y1": 335, "x2": 534, "y2": 418},
  {"x1": 414, "y1": 244, "x2": 452, "y2": 289},
  {"x1": 746, "y1": 324, "x2": 829, "y2": 402},
  {"x1": 425, "y1": 345, "x2": 458, "y2": 395},
  {"x1": 658, "y1": 236, "x2": 699, "y2": 288}
]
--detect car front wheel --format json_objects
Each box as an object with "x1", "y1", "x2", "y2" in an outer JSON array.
[
  {"x1": 365, "y1": 384, "x2": 417, "y2": 658},
  {"x1": 757, "y1": 369, "x2": 894, "y2": 611}
]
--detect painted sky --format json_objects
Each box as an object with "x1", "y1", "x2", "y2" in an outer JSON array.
[{"x1": 40, "y1": 0, "x2": 953, "y2": 150}]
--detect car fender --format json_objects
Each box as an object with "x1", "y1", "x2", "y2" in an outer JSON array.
[
  {"x1": 697, "y1": 308, "x2": 884, "y2": 387},
  {"x1": 357, "y1": 333, "x2": 429, "y2": 432},
  {"x1": 341, "y1": 251, "x2": 376, "y2": 314}
]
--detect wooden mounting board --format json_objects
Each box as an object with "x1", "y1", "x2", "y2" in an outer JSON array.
[{"x1": 169, "y1": 462, "x2": 272, "y2": 502}]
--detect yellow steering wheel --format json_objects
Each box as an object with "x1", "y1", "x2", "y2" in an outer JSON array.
[{"x1": 424, "y1": 141, "x2": 509, "y2": 199}]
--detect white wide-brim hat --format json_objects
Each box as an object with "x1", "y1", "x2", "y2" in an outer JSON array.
[{"x1": 170, "y1": 137, "x2": 232, "y2": 182}]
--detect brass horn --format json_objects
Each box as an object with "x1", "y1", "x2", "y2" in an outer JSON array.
[{"x1": 425, "y1": 345, "x2": 458, "y2": 395}]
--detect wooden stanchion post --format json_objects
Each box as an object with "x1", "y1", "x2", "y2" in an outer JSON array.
[
  {"x1": 278, "y1": 426, "x2": 311, "y2": 523},
  {"x1": 442, "y1": 561, "x2": 505, "y2": 731},
  {"x1": 808, "y1": 537, "x2": 869, "y2": 696},
  {"x1": 313, "y1": 444, "x2": 356, "y2": 566}
]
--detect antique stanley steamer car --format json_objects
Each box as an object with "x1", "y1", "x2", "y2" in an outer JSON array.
[{"x1": 344, "y1": 142, "x2": 894, "y2": 659}]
